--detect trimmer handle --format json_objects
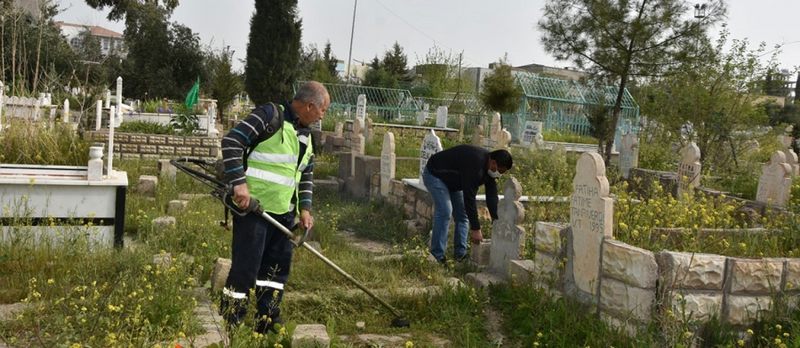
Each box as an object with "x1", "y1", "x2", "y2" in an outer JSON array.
[{"x1": 214, "y1": 187, "x2": 262, "y2": 216}]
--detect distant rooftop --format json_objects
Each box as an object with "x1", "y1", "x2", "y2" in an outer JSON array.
[{"x1": 55, "y1": 21, "x2": 123, "y2": 39}]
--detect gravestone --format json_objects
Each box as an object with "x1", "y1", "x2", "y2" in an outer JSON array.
[
  {"x1": 417, "y1": 103, "x2": 429, "y2": 125},
  {"x1": 677, "y1": 142, "x2": 701, "y2": 198},
  {"x1": 63, "y1": 99, "x2": 70, "y2": 123},
  {"x1": 521, "y1": 121, "x2": 543, "y2": 146},
  {"x1": 419, "y1": 130, "x2": 443, "y2": 182},
  {"x1": 364, "y1": 117, "x2": 373, "y2": 144},
  {"x1": 489, "y1": 177, "x2": 525, "y2": 276},
  {"x1": 351, "y1": 118, "x2": 365, "y2": 177},
  {"x1": 570, "y1": 152, "x2": 613, "y2": 300},
  {"x1": 756, "y1": 151, "x2": 792, "y2": 207},
  {"x1": 472, "y1": 124, "x2": 485, "y2": 147},
  {"x1": 95, "y1": 100, "x2": 103, "y2": 130},
  {"x1": 356, "y1": 94, "x2": 367, "y2": 121},
  {"x1": 458, "y1": 115, "x2": 466, "y2": 141},
  {"x1": 334, "y1": 122, "x2": 344, "y2": 137},
  {"x1": 488, "y1": 112, "x2": 502, "y2": 148},
  {"x1": 497, "y1": 129, "x2": 512, "y2": 149},
  {"x1": 436, "y1": 106, "x2": 448, "y2": 128},
  {"x1": 782, "y1": 148, "x2": 799, "y2": 177},
  {"x1": 619, "y1": 133, "x2": 639, "y2": 179},
  {"x1": 380, "y1": 132, "x2": 396, "y2": 197}
]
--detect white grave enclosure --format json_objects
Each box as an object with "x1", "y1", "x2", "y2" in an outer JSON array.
[{"x1": 0, "y1": 153, "x2": 129, "y2": 248}]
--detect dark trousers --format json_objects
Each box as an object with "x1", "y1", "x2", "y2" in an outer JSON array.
[{"x1": 221, "y1": 209, "x2": 295, "y2": 330}]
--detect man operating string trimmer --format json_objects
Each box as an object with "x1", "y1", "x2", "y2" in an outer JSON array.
[{"x1": 219, "y1": 81, "x2": 329, "y2": 334}]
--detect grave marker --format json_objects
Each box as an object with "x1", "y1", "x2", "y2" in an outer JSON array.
[
  {"x1": 570, "y1": 152, "x2": 613, "y2": 299},
  {"x1": 521, "y1": 121, "x2": 543, "y2": 146},
  {"x1": 419, "y1": 130, "x2": 443, "y2": 182},
  {"x1": 436, "y1": 106, "x2": 448, "y2": 128},
  {"x1": 677, "y1": 142, "x2": 701, "y2": 198},
  {"x1": 782, "y1": 149, "x2": 799, "y2": 177},
  {"x1": 756, "y1": 151, "x2": 792, "y2": 207},
  {"x1": 417, "y1": 103, "x2": 429, "y2": 125},
  {"x1": 619, "y1": 133, "x2": 639, "y2": 179},
  {"x1": 489, "y1": 177, "x2": 525, "y2": 276},
  {"x1": 356, "y1": 94, "x2": 366, "y2": 121},
  {"x1": 380, "y1": 132, "x2": 396, "y2": 197}
]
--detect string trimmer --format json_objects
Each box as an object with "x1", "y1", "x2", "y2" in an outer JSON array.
[{"x1": 170, "y1": 157, "x2": 410, "y2": 328}]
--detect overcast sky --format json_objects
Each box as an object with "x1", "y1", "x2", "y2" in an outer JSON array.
[{"x1": 55, "y1": 0, "x2": 800, "y2": 73}]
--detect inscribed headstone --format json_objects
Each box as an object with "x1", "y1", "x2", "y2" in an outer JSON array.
[
  {"x1": 756, "y1": 151, "x2": 792, "y2": 207},
  {"x1": 521, "y1": 121, "x2": 543, "y2": 146},
  {"x1": 356, "y1": 94, "x2": 367, "y2": 121},
  {"x1": 489, "y1": 177, "x2": 525, "y2": 276},
  {"x1": 677, "y1": 142, "x2": 701, "y2": 198},
  {"x1": 472, "y1": 124, "x2": 485, "y2": 147},
  {"x1": 364, "y1": 117, "x2": 373, "y2": 144},
  {"x1": 436, "y1": 106, "x2": 448, "y2": 128},
  {"x1": 419, "y1": 130, "x2": 443, "y2": 182},
  {"x1": 334, "y1": 122, "x2": 344, "y2": 137},
  {"x1": 380, "y1": 132, "x2": 396, "y2": 197},
  {"x1": 570, "y1": 152, "x2": 613, "y2": 299},
  {"x1": 619, "y1": 133, "x2": 639, "y2": 179}
]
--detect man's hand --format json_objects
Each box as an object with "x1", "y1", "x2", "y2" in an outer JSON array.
[
  {"x1": 299, "y1": 209, "x2": 314, "y2": 230},
  {"x1": 469, "y1": 228, "x2": 483, "y2": 244},
  {"x1": 232, "y1": 183, "x2": 250, "y2": 210}
]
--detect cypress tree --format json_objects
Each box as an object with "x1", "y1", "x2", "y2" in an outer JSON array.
[{"x1": 245, "y1": 0, "x2": 302, "y2": 104}]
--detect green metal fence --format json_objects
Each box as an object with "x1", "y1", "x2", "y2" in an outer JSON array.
[
  {"x1": 509, "y1": 72, "x2": 640, "y2": 143},
  {"x1": 295, "y1": 81, "x2": 418, "y2": 123}
]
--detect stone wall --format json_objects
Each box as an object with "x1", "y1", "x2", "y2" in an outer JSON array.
[
  {"x1": 87, "y1": 130, "x2": 220, "y2": 161},
  {"x1": 526, "y1": 223, "x2": 800, "y2": 331}
]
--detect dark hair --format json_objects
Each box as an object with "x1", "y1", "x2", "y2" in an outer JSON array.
[{"x1": 490, "y1": 149, "x2": 513, "y2": 170}]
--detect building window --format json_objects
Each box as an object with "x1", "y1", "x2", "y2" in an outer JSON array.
[
  {"x1": 103, "y1": 39, "x2": 109, "y2": 50},
  {"x1": 70, "y1": 37, "x2": 80, "y2": 47}
]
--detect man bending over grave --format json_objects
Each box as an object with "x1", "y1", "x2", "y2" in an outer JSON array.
[{"x1": 422, "y1": 145, "x2": 513, "y2": 264}]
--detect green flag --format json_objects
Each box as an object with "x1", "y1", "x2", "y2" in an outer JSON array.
[{"x1": 184, "y1": 77, "x2": 200, "y2": 109}]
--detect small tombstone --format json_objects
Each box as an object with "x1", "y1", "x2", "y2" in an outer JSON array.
[
  {"x1": 619, "y1": 133, "x2": 639, "y2": 179},
  {"x1": 782, "y1": 148, "x2": 799, "y2": 177},
  {"x1": 356, "y1": 94, "x2": 367, "y2": 121},
  {"x1": 458, "y1": 114, "x2": 466, "y2": 141},
  {"x1": 351, "y1": 118, "x2": 365, "y2": 156},
  {"x1": 158, "y1": 159, "x2": 177, "y2": 182},
  {"x1": 472, "y1": 124, "x2": 485, "y2": 147},
  {"x1": 380, "y1": 132, "x2": 396, "y2": 197},
  {"x1": 334, "y1": 121, "x2": 344, "y2": 137},
  {"x1": 570, "y1": 152, "x2": 613, "y2": 299},
  {"x1": 778, "y1": 135, "x2": 793, "y2": 149},
  {"x1": 489, "y1": 177, "x2": 525, "y2": 276},
  {"x1": 167, "y1": 200, "x2": 189, "y2": 214},
  {"x1": 87, "y1": 146, "x2": 104, "y2": 181},
  {"x1": 95, "y1": 100, "x2": 103, "y2": 130},
  {"x1": 756, "y1": 151, "x2": 792, "y2": 207},
  {"x1": 497, "y1": 129, "x2": 512, "y2": 149},
  {"x1": 419, "y1": 130, "x2": 443, "y2": 182},
  {"x1": 677, "y1": 142, "x2": 701, "y2": 198},
  {"x1": 210, "y1": 258, "x2": 232, "y2": 292},
  {"x1": 137, "y1": 175, "x2": 158, "y2": 197},
  {"x1": 152, "y1": 216, "x2": 176, "y2": 229},
  {"x1": 63, "y1": 99, "x2": 70, "y2": 123},
  {"x1": 105, "y1": 90, "x2": 111, "y2": 109},
  {"x1": 417, "y1": 103, "x2": 429, "y2": 125},
  {"x1": 521, "y1": 121, "x2": 543, "y2": 146},
  {"x1": 488, "y1": 112, "x2": 502, "y2": 148},
  {"x1": 364, "y1": 116, "x2": 373, "y2": 144},
  {"x1": 531, "y1": 133, "x2": 545, "y2": 150},
  {"x1": 436, "y1": 105, "x2": 448, "y2": 128}
]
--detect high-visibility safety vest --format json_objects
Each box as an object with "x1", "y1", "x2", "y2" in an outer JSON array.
[{"x1": 245, "y1": 121, "x2": 313, "y2": 214}]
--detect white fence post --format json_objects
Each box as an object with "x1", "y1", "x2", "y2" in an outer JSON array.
[{"x1": 96, "y1": 100, "x2": 103, "y2": 130}]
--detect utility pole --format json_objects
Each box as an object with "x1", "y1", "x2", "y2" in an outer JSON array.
[{"x1": 346, "y1": 0, "x2": 358, "y2": 82}]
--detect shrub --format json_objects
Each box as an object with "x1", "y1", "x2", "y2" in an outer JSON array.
[
  {"x1": 118, "y1": 120, "x2": 176, "y2": 135},
  {"x1": 0, "y1": 120, "x2": 90, "y2": 165}
]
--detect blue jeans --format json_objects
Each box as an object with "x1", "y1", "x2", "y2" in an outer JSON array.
[{"x1": 422, "y1": 167, "x2": 469, "y2": 262}]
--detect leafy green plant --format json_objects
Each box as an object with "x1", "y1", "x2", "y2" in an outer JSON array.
[{"x1": 170, "y1": 105, "x2": 200, "y2": 135}]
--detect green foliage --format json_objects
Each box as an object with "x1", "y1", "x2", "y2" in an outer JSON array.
[
  {"x1": 209, "y1": 46, "x2": 243, "y2": 124},
  {"x1": 539, "y1": 0, "x2": 726, "y2": 161},
  {"x1": 479, "y1": 61, "x2": 522, "y2": 114},
  {"x1": 245, "y1": 0, "x2": 301, "y2": 104},
  {"x1": 298, "y1": 43, "x2": 339, "y2": 84},
  {"x1": 169, "y1": 105, "x2": 200, "y2": 135},
  {"x1": 412, "y1": 46, "x2": 471, "y2": 99},
  {"x1": 118, "y1": 120, "x2": 176, "y2": 135},
  {"x1": 542, "y1": 129, "x2": 598, "y2": 144},
  {"x1": 120, "y1": 2, "x2": 208, "y2": 100},
  {"x1": 0, "y1": 120, "x2": 90, "y2": 165},
  {"x1": 363, "y1": 42, "x2": 409, "y2": 88}
]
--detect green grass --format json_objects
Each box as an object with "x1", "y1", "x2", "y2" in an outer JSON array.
[
  {"x1": 542, "y1": 130, "x2": 598, "y2": 144},
  {"x1": 1, "y1": 119, "x2": 90, "y2": 165}
]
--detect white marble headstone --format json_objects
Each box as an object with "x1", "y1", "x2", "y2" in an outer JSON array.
[
  {"x1": 570, "y1": 152, "x2": 613, "y2": 299},
  {"x1": 489, "y1": 177, "x2": 525, "y2": 276},
  {"x1": 677, "y1": 142, "x2": 701, "y2": 198},
  {"x1": 380, "y1": 132, "x2": 396, "y2": 197},
  {"x1": 419, "y1": 129, "x2": 443, "y2": 182},
  {"x1": 756, "y1": 151, "x2": 792, "y2": 207},
  {"x1": 356, "y1": 94, "x2": 367, "y2": 121},
  {"x1": 497, "y1": 129, "x2": 512, "y2": 149},
  {"x1": 417, "y1": 103, "x2": 429, "y2": 126},
  {"x1": 334, "y1": 122, "x2": 344, "y2": 137},
  {"x1": 472, "y1": 124, "x2": 485, "y2": 147},
  {"x1": 619, "y1": 133, "x2": 639, "y2": 179},
  {"x1": 436, "y1": 106, "x2": 448, "y2": 128},
  {"x1": 782, "y1": 148, "x2": 799, "y2": 177}
]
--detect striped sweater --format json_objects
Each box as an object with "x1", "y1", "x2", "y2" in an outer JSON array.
[{"x1": 221, "y1": 102, "x2": 314, "y2": 212}]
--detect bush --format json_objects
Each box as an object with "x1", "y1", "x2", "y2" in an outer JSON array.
[
  {"x1": 1, "y1": 120, "x2": 90, "y2": 165},
  {"x1": 118, "y1": 120, "x2": 176, "y2": 135}
]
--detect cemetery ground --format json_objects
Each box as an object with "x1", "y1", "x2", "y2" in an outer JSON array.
[{"x1": 6, "y1": 121, "x2": 800, "y2": 347}]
